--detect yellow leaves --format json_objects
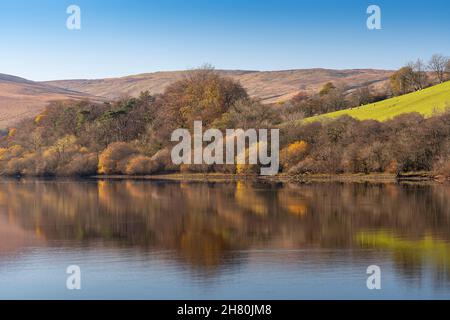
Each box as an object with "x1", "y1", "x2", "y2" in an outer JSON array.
[
  {"x1": 0, "y1": 145, "x2": 24, "y2": 161},
  {"x1": 164, "y1": 68, "x2": 247, "y2": 127},
  {"x1": 0, "y1": 148, "x2": 7, "y2": 160},
  {"x1": 79, "y1": 147, "x2": 89, "y2": 154},
  {"x1": 98, "y1": 162, "x2": 107, "y2": 174},
  {"x1": 319, "y1": 82, "x2": 336, "y2": 96},
  {"x1": 7, "y1": 128, "x2": 16, "y2": 138},
  {"x1": 34, "y1": 114, "x2": 45, "y2": 124},
  {"x1": 281, "y1": 140, "x2": 308, "y2": 170},
  {"x1": 42, "y1": 147, "x2": 58, "y2": 159},
  {"x1": 287, "y1": 140, "x2": 308, "y2": 155},
  {"x1": 54, "y1": 135, "x2": 78, "y2": 153},
  {"x1": 98, "y1": 142, "x2": 137, "y2": 174}
]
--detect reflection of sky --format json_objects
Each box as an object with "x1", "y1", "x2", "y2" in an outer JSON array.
[
  {"x1": 1, "y1": 0, "x2": 450, "y2": 80},
  {"x1": 1, "y1": 246, "x2": 450, "y2": 299}
]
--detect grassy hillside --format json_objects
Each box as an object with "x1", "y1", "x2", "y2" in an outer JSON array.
[{"x1": 304, "y1": 80, "x2": 450, "y2": 123}]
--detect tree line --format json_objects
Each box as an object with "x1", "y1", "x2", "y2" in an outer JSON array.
[
  {"x1": 390, "y1": 54, "x2": 450, "y2": 95},
  {"x1": 282, "y1": 54, "x2": 450, "y2": 119},
  {"x1": 1, "y1": 64, "x2": 449, "y2": 178}
]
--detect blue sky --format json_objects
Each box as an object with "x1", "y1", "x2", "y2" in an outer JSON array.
[{"x1": 0, "y1": 0, "x2": 449, "y2": 81}]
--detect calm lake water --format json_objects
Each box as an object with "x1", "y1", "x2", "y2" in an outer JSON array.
[{"x1": 0, "y1": 178, "x2": 449, "y2": 299}]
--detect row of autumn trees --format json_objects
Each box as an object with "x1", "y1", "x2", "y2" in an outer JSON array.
[
  {"x1": 282, "y1": 54, "x2": 450, "y2": 119},
  {"x1": 390, "y1": 54, "x2": 450, "y2": 95},
  {"x1": 1, "y1": 66, "x2": 449, "y2": 177}
]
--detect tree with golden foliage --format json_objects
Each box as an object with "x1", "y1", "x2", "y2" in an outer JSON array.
[
  {"x1": 280, "y1": 140, "x2": 308, "y2": 170},
  {"x1": 152, "y1": 67, "x2": 248, "y2": 143},
  {"x1": 126, "y1": 155, "x2": 156, "y2": 175},
  {"x1": 98, "y1": 142, "x2": 137, "y2": 174}
]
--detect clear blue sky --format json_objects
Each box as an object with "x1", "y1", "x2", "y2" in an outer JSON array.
[{"x1": 1, "y1": 0, "x2": 449, "y2": 81}]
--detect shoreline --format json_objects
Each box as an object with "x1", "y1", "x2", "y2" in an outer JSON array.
[
  {"x1": 90, "y1": 172, "x2": 447, "y2": 184},
  {"x1": 2, "y1": 172, "x2": 446, "y2": 185}
]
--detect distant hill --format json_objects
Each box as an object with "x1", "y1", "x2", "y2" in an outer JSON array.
[
  {"x1": 303, "y1": 80, "x2": 450, "y2": 123},
  {"x1": 0, "y1": 74, "x2": 101, "y2": 128},
  {"x1": 0, "y1": 68, "x2": 393, "y2": 129},
  {"x1": 44, "y1": 68, "x2": 392, "y2": 103}
]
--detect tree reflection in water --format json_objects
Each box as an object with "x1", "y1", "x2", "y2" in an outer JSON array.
[{"x1": 0, "y1": 179, "x2": 449, "y2": 280}]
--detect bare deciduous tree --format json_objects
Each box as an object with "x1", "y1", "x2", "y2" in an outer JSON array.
[
  {"x1": 428, "y1": 54, "x2": 448, "y2": 83},
  {"x1": 446, "y1": 60, "x2": 450, "y2": 81},
  {"x1": 350, "y1": 87, "x2": 372, "y2": 106},
  {"x1": 407, "y1": 59, "x2": 428, "y2": 90}
]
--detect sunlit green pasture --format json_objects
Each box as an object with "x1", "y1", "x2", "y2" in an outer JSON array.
[{"x1": 304, "y1": 81, "x2": 450, "y2": 123}]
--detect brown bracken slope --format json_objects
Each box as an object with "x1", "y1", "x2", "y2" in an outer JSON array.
[
  {"x1": 0, "y1": 68, "x2": 392, "y2": 129},
  {"x1": 45, "y1": 68, "x2": 392, "y2": 103},
  {"x1": 0, "y1": 73, "x2": 102, "y2": 128}
]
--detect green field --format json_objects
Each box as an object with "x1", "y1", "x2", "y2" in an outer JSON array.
[{"x1": 303, "y1": 80, "x2": 450, "y2": 123}]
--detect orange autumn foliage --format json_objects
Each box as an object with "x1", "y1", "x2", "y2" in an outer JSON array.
[{"x1": 281, "y1": 140, "x2": 308, "y2": 170}]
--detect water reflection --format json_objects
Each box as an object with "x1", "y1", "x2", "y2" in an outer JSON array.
[{"x1": 0, "y1": 179, "x2": 449, "y2": 298}]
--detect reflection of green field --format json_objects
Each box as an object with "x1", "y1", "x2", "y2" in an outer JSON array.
[
  {"x1": 304, "y1": 81, "x2": 450, "y2": 123},
  {"x1": 356, "y1": 231, "x2": 450, "y2": 268}
]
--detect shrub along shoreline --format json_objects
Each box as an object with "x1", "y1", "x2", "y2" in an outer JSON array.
[{"x1": 1, "y1": 69, "x2": 449, "y2": 180}]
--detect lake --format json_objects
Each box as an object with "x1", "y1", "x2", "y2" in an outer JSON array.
[{"x1": 0, "y1": 178, "x2": 449, "y2": 299}]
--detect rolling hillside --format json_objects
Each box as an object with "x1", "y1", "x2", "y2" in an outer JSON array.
[
  {"x1": 304, "y1": 81, "x2": 450, "y2": 123},
  {"x1": 0, "y1": 74, "x2": 102, "y2": 128},
  {"x1": 45, "y1": 68, "x2": 392, "y2": 103},
  {"x1": 0, "y1": 68, "x2": 392, "y2": 129}
]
